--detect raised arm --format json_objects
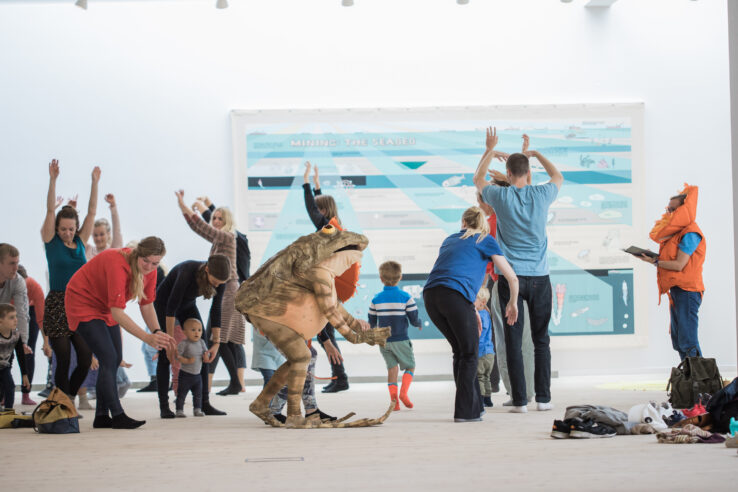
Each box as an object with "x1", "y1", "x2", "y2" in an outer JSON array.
[
  {"x1": 78, "y1": 167, "x2": 101, "y2": 244},
  {"x1": 194, "y1": 197, "x2": 215, "y2": 222},
  {"x1": 302, "y1": 163, "x2": 329, "y2": 229},
  {"x1": 313, "y1": 165, "x2": 321, "y2": 192},
  {"x1": 176, "y1": 189, "x2": 195, "y2": 217},
  {"x1": 474, "y1": 127, "x2": 508, "y2": 194},
  {"x1": 177, "y1": 190, "x2": 223, "y2": 243},
  {"x1": 526, "y1": 146, "x2": 563, "y2": 189},
  {"x1": 106, "y1": 194, "x2": 123, "y2": 248},
  {"x1": 41, "y1": 160, "x2": 61, "y2": 243},
  {"x1": 491, "y1": 255, "x2": 519, "y2": 325}
]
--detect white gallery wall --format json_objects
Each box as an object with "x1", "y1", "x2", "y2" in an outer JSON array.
[{"x1": 0, "y1": 0, "x2": 734, "y2": 383}]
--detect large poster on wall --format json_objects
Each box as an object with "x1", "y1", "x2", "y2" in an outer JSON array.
[{"x1": 231, "y1": 104, "x2": 646, "y2": 346}]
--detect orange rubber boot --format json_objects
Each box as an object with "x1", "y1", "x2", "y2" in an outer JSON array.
[
  {"x1": 399, "y1": 371, "x2": 414, "y2": 409},
  {"x1": 388, "y1": 383, "x2": 400, "y2": 411}
]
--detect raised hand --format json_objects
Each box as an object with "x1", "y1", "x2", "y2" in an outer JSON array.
[
  {"x1": 55, "y1": 196, "x2": 64, "y2": 209},
  {"x1": 49, "y1": 159, "x2": 60, "y2": 179},
  {"x1": 192, "y1": 200, "x2": 205, "y2": 213},
  {"x1": 175, "y1": 189, "x2": 185, "y2": 203},
  {"x1": 196, "y1": 195, "x2": 212, "y2": 207},
  {"x1": 313, "y1": 165, "x2": 320, "y2": 188},
  {"x1": 488, "y1": 169, "x2": 509, "y2": 185},
  {"x1": 303, "y1": 161, "x2": 312, "y2": 183},
  {"x1": 521, "y1": 134, "x2": 536, "y2": 158},
  {"x1": 492, "y1": 151, "x2": 510, "y2": 162},
  {"x1": 105, "y1": 193, "x2": 116, "y2": 207},
  {"x1": 91, "y1": 166, "x2": 101, "y2": 183},
  {"x1": 67, "y1": 194, "x2": 79, "y2": 209},
  {"x1": 485, "y1": 126, "x2": 498, "y2": 151}
]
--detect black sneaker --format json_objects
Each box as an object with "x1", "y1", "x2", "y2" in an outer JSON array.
[
  {"x1": 483, "y1": 396, "x2": 494, "y2": 408},
  {"x1": 569, "y1": 419, "x2": 616, "y2": 439},
  {"x1": 137, "y1": 377, "x2": 158, "y2": 393},
  {"x1": 551, "y1": 419, "x2": 571, "y2": 439},
  {"x1": 322, "y1": 378, "x2": 349, "y2": 393}
]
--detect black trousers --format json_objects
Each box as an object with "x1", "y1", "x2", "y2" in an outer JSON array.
[
  {"x1": 423, "y1": 286, "x2": 482, "y2": 420},
  {"x1": 176, "y1": 370, "x2": 203, "y2": 411},
  {"x1": 317, "y1": 324, "x2": 347, "y2": 380},
  {"x1": 497, "y1": 275, "x2": 552, "y2": 406},
  {"x1": 22, "y1": 306, "x2": 40, "y2": 394},
  {"x1": 49, "y1": 331, "x2": 91, "y2": 397}
]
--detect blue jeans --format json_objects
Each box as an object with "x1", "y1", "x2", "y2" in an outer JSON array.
[
  {"x1": 76, "y1": 320, "x2": 124, "y2": 417},
  {"x1": 669, "y1": 286, "x2": 702, "y2": 360},
  {"x1": 141, "y1": 328, "x2": 159, "y2": 377},
  {"x1": 259, "y1": 369, "x2": 275, "y2": 387},
  {"x1": 498, "y1": 275, "x2": 552, "y2": 406}
]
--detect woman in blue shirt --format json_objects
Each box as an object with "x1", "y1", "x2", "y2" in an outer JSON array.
[
  {"x1": 424, "y1": 206, "x2": 519, "y2": 422},
  {"x1": 40, "y1": 159, "x2": 99, "y2": 398}
]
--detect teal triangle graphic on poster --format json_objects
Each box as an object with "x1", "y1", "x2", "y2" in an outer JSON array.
[{"x1": 398, "y1": 161, "x2": 427, "y2": 170}]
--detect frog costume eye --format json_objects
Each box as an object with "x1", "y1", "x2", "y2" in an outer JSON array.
[{"x1": 320, "y1": 225, "x2": 337, "y2": 235}]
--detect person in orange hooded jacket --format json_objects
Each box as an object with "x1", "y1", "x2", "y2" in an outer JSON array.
[{"x1": 638, "y1": 185, "x2": 706, "y2": 360}]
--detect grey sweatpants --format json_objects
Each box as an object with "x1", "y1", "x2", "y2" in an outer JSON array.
[
  {"x1": 491, "y1": 281, "x2": 534, "y2": 401},
  {"x1": 477, "y1": 353, "x2": 496, "y2": 397}
]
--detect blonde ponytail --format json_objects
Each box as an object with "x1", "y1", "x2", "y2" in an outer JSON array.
[
  {"x1": 460, "y1": 206, "x2": 489, "y2": 244},
  {"x1": 122, "y1": 236, "x2": 166, "y2": 302}
]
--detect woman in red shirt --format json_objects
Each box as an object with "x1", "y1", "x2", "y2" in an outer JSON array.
[{"x1": 65, "y1": 237, "x2": 176, "y2": 429}]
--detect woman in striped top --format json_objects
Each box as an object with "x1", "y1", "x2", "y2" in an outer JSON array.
[{"x1": 176, "y1": 190, "x2": 245, "y2": 414}]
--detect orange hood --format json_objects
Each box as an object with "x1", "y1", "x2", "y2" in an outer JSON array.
[{"x1": 649, "y1": 184, "x2": 699, "y2": 243}]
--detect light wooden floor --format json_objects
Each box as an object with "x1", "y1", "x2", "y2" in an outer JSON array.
[{"x1": 5, "y1": 375, "x2": 737, "y2": 492}]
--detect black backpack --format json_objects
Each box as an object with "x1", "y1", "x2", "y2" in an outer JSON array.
[
  {"x1": 706, "y1": 377, "x2": 738, "y2": 433},
  {"x1": 666, "y1": 356, "x2": 724, "y2": 409}
]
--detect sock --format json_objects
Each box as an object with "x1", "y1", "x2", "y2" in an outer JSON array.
[
  {"x1": 93, "y1": 415, "x2": 113, "y2": 428},
  {"x1": 400, "y1": 371, "x2": 414, "y2": 408},
  {"x1": 22, "y1": 393, "x2": 37, "y2": 405},
  {"x1": 78, "y1": 392, "x2": 92, "y2": 409},
  {"x1": 388, "y1": 383, "x2": 400, "y2": 411}
]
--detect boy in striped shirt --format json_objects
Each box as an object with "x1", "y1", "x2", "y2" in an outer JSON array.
[{"x1": 369, "y1": 261, "x2": 422, "y2": 411}]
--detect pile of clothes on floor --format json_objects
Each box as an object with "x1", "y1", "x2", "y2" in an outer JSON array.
[{"x1": 550, "y1": 376, "x2": 738, "y2": 451}]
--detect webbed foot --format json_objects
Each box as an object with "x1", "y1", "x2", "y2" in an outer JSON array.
[
  {"x1": 250, "y1": 401, "x2": 283, "y2": 427},
  {"x1": 285, "y1": 415, "x2": 321, "y2": 429}
]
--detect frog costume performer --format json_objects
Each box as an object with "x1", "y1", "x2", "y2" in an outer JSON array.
[{"x1": 236, "y1": 225, "x2": 392, "y2": 428}]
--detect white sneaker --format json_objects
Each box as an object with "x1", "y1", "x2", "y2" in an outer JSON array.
[
  {"x1": 509, "y1": 406, "x2": 528, "y2": 413},
  {"x1": 502, "y1": 399, "x2": 514, "y2": 407},
  {"x1": 537, "y1": 402, "x2": 554, "y2": 411}
]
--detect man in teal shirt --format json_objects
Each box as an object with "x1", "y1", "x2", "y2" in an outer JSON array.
[{"x1": 473, "y1": 128, "x2": 562, "y2": 413}]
